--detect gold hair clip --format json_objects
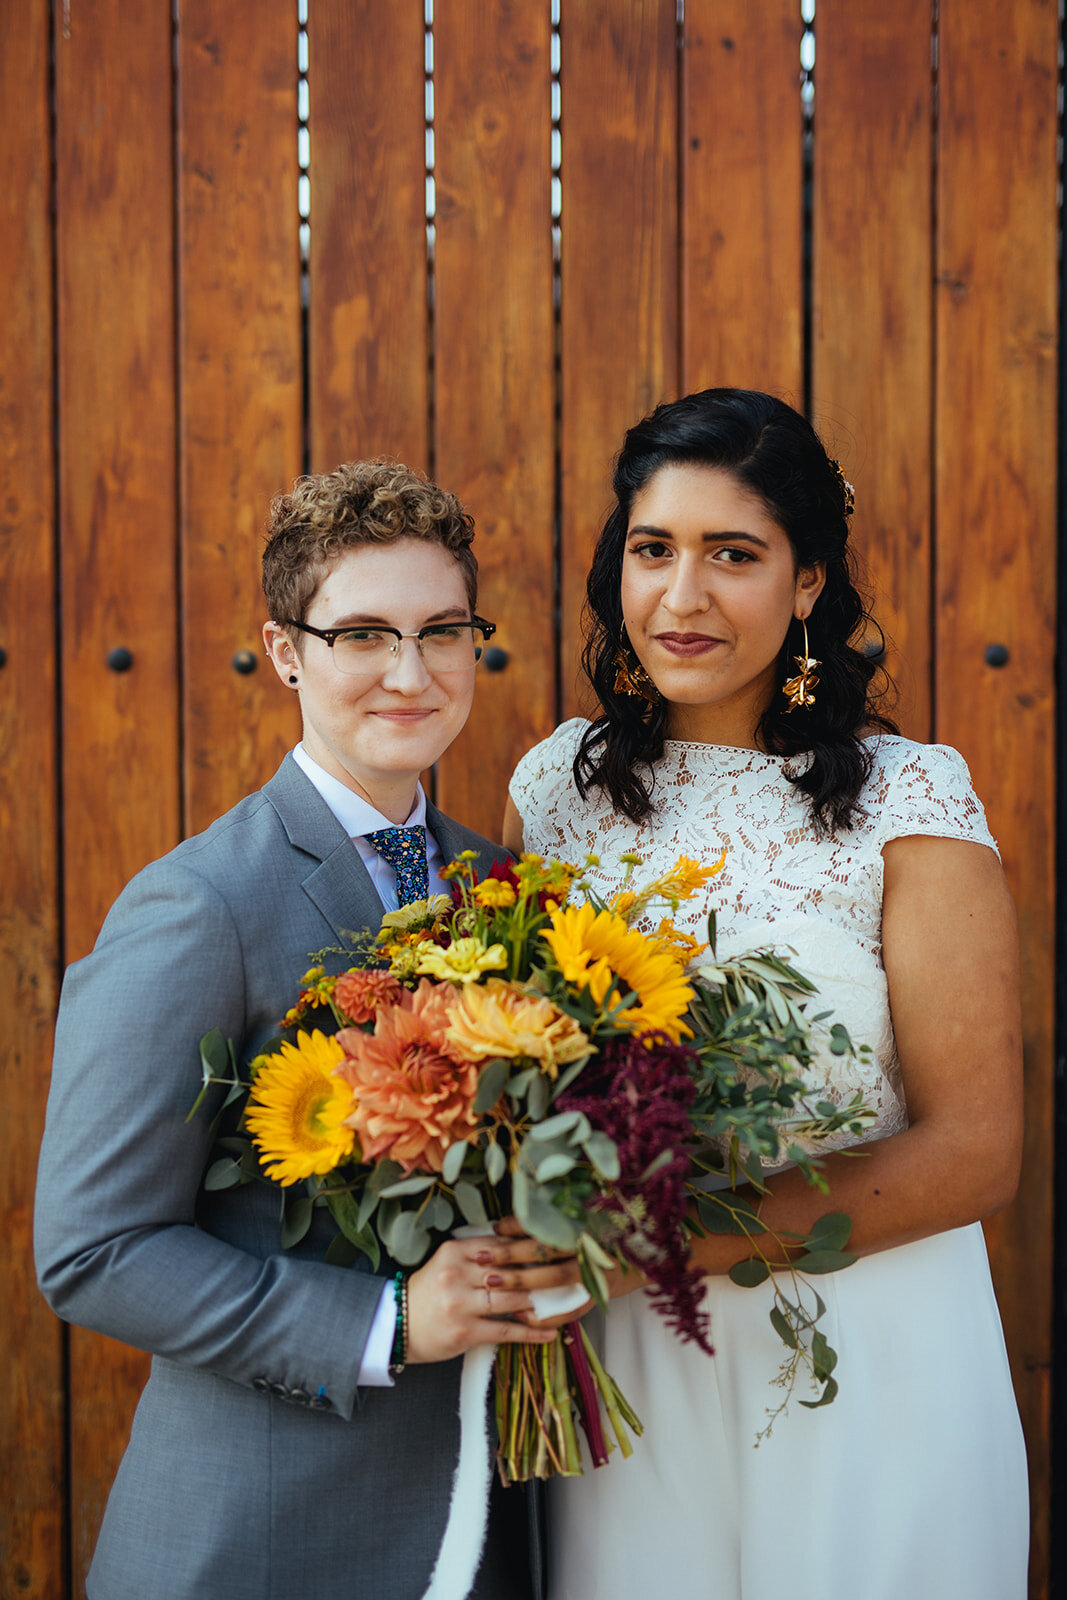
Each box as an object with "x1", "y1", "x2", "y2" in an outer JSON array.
[{"x1": 829, "y1": 459, "x2": 855, "y2": 517}]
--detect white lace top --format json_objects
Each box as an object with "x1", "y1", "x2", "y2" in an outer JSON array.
[{"x1": 509, "y1": 721, "x2": 998, "y2": 1158}]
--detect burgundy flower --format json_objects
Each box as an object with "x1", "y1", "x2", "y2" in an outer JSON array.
[{"x1": 558, "y1": 1033, "x2": 712, "y2": 1354}]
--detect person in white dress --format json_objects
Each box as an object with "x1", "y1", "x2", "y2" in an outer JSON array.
[{"x1": 504, "y1": 389, "x2": 1028, "y2": 1600}]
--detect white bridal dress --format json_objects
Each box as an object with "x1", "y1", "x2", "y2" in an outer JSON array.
[{"x1": 509, "y1": 722, "x2": 1028, "y2": 1600}]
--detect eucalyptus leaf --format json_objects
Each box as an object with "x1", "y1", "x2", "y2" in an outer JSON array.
[
  {"x1": 799, "y1": 1376, "x2": 839, "y2": 1410},
  {"x1": 324, "y1": 1191, "x2": 381, "y2": 1270},
  {"x1": 505, "y1": 1067, "x2": 536, "y2": 1100},
  {"x1": 582, "y1": 1131, "x2": 620, "y2": 1181},
  {"x1": 512, "y1": 1168, "x2": 579, "y2": 1251},
  {"x1": 474, "y1": 1057, "x2": 511, "y2": 1114},
  {"x1": 551, "y1": 1057, "x2": 589, "y2": 1099},
  {"x1": 453, "y1": 1182, "x2": 489, "y2": 1227},
  {"x1": 423, "y1": 1194, "x2": 455, "y2": 1232},
  {"x1": 280, "y1": 1194, "x2": 313, "y2": 1249},
  {"x1": 324, "y1": 1232, "x2": 360, "y2": 1268},
  {"x1": 829, "y1": 1024, "x2": 851, "y2": 1056},
  {"x1": 579, "y1": 1232, "x2": 617, "y2": 1271},
  {"x1": 527, "y1": 1110, "x2": 590, "y2": 1144},
  {"x1": 386, "y1": 1208, "x2": 433, "y2": 1266},
  {"x1": 379, "y1": 1174, "x2": 436, "y2": 1199},
  {"x1": 441, "y1": 1141, "x2": 469, "y2": 1185},
  {"x1": 203, "y1": 1157, "x2": 246, "y2": 1191},
  {"x1": 706, "y1": 907, "x2": 717, "y2": 952},
  {"x1": 485, "y1": 1141, "x2": 507, "y2": 1185},
  {"x1": 806, "y1": 1212, "x2": 853, "y2": 1252},
  {"x1": 769, "y1": 1305, "x2": 800, "y2": 1350},
  {"x1": 527, "y1": 1072, "x2": 549, "y2": 1121},
  {"x1": 728, "y1": 1258, "x2": 770, "y2": 1288},
  {"x1": 534, "y1": 1151, "x2": 578, "y2": 1183},
  {"x1": 810, "y1": 1329, "x2": 837, "y2": 1380},
  {"x1": 199, "y1": 1028, "x2": 233, "y2": 1080},
  {"x1": 367, "y1": 1160, "x2": 405, "y2": 1196},
  {"x1": 794, "y1": 1248, "x2": 857, "y2": 1275}
]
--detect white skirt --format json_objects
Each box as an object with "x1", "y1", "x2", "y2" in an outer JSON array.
[{"x1": 548, "y1": 1224, "x2": 1028, "y2": 1600}]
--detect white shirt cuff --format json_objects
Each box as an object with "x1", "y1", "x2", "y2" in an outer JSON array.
[{"x1": 357, "y1": 1278, "x2": 399, "y2": 1387}]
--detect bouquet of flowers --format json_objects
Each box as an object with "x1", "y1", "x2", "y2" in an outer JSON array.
[{"x1": 194, "y1": 849, "x2": 871, "y2": 1479}]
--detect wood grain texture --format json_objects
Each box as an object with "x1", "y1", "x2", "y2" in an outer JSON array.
[
  {"x1": 179, "y1": 0, "x2": 304, "y2": 835},
  {"x1": 55, "y1": 0, "x2": 179, "y2": 1585},
  {"x1": 310, "y1": 0, "x2": 429, "y2": 473},
  {"x1": 432, "y1": 0, "x2": 555, "y2": 838},
  {"x1": 682, "y1": 0, "x2": 803, "y2": 399},
  {"x1": 819, "y1": 0, "x2": 934, "y2": 736},
  {"x1": 812, "y1": 0, "x2": 934, "y2": 738},
  {"x1": 0, "y1": 6, "x2": 65, "y2": 1596},
  {"x1": 560, "y1": 0, "x2": 680, "y2": 715},
  {"x1": 935, "y1": 3, "x2": 1058, "y2": 1592}
]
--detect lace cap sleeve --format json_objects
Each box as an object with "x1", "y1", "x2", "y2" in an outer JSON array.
[
  {"x1": 873, "y1": 739, "x2": 998, "y2": 857},
  {"x1": 508, "y1": 718, "x2": 588, "y2": 837}
]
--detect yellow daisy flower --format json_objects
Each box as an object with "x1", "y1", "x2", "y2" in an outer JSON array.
[
  {"x1": 445, "y1": 978, "x2": 592, "y2": 1077},
  {"x1": 244, "y1": 1030, "x2": 356, "y2": 1185},
  {"x1": 653, "y1": 850, "x2": 727, "y2": 902},
  {"x1": 652, "y1": 918, "x2": 709, "y2": 962},
  {"x1": 540, "y1": 902, "x2": 694, "y2": 1041},
  {"x1": 473, "y1": 878, "x2": 517, "y2": 909},
  {"x1": 414, "y1": 937, "x2": 509, "y2": 984}
]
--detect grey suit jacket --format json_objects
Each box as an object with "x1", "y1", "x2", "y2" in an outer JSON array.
[{"x1": 35, "y1": 756, "x2": 534, "y2": 1600}]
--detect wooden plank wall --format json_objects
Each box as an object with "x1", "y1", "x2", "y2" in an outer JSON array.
[{"x1": 1, "y1": 2, "x2": 1058, "y2": 1594}]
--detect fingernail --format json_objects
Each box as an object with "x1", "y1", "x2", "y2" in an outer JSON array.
[
  {"x1": 485, "y1": 1272, "x2": 504, "y2": 1288},
  {"x1": 474, "y1": 1250, "x2": 493, "y2": 1265}
]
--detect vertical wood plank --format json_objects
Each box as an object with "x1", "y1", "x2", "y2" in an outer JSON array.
[
  {"x1": 560, "y1": 0, "x2": 680, "y2": 715},
  {"x1": 0, "y1": 4, "x2": 65, "y2": 1595},
  {"x1": 812, "y1": 0, "x2": 933, "y2": 738},
  {"x1": 179, "y1": 0, "x2": 304, "y2": 834},
  {"x1": 935, "y1": 3, "x2": 1058, "y2": 1592},
  {"x1": 310, "y1": 0, "x2": 429, "y2": 473},
  {"x1": 682, "y1": 0, "x2": 803, "y2": 399},
  {"x1": 55, "y1": 0, "x2": 179, "y2": 1585},
  {"x1": 432, "y1": 0, "x2": 555, "y2": 839}
]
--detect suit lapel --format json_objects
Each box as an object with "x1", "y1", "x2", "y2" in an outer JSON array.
[{"x1": 264, "y1": 755, "x2": 383, "y2": 947}]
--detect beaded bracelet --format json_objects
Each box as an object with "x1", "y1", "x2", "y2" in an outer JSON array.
[{"x1": 389, "y1": 1271, "x2": 409, "y2": 1377}]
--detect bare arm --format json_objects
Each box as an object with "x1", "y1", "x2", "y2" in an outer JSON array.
[
  {"x1": 502, "y1": 794, "x2": 525, "y2": 856},
  {"x1": 666, "y1": 834, "x2": 1024, "y2": 1280}
]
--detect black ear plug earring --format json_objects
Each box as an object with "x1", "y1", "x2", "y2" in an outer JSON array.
[{"x1": 288, "y1": 675, "x2": 298, "y2": 686}]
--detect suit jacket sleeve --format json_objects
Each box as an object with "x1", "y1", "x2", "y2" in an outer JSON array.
[{"x1": 34, "y1": 857, "x2": 383, "y2": 1422}]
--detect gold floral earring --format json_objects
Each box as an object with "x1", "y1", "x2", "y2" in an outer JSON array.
[
  {"x1": 613, "y1": 638, "x2": 658, "y2": 703},
  {"x1": 782, "y1": 617, "x2": 820, "y2": 712}
]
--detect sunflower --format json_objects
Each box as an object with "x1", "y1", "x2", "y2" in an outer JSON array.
[
  {"x1": 244, "y1": 1030, "x2": 356, "y2": 1185},
  {"x1": 540, "y1": 902, "x2": 695, "y2": 1041}
]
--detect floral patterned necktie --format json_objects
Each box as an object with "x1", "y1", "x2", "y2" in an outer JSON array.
[{"x1": 365, "y1": 826, "x2": 430, "y2": 906}]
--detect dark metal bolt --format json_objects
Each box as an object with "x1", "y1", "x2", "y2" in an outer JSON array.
[
  {"x1": 483, "y1": 646, "x2": 509, "y2": 674},
  {"x1": 107, "y1": 647, "x2": 134, "y2": 673},
  {"x1": 984, "y1": 643, "x2": 1010, "y2": 668},
  {"x1": 232, "y1": 650, "x2": 257, "y2": 675}
]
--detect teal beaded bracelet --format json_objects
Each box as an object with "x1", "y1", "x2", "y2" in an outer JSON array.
[{"x1": 389, "y1": 1271, "x2": 409, "y2": 1377}]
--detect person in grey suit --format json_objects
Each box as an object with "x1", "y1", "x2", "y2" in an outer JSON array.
[{"x1": 35, "y1": 460, "x2": 577, "y2": 1600}]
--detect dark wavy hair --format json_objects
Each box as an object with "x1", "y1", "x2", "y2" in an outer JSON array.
[{"x1": 575, "y1": 388, "x2": 896, "y2": 833}]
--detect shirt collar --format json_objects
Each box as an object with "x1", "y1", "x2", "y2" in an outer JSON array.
[{"x1": 291, "y1": 743, "x2": 427, "y2": 838}]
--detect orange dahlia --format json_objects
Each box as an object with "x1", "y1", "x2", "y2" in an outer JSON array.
[
  {"x1": 334, "y1": 967, "x2": 406, "y2": 1025},
  {"x1": 336, "y1": 981, "x2": 483, "y2": 1173}
]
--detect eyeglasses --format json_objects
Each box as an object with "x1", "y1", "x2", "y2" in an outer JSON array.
[{"x1": 283, "y1": 616, "x2": 496, "y2": 676}]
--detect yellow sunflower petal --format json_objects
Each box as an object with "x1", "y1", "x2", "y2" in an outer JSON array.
[{"x1": 245, "y1": 1030, "x2": 356, "y2": 1185}]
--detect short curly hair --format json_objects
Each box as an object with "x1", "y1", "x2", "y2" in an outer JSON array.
[{"x1": 262, "y1": 458, "x2": 478, "y2": 630}]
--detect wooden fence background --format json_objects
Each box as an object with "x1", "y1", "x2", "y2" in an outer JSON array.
[{"x1": 1, "y1": 1, "x2": 1059, "y2": 1595}]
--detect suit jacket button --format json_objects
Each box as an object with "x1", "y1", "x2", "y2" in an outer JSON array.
[
  {"x1": 271, "y1": 1382, "x2": 290, "y2": 1399},
  {"x1": 290, "y1": 1388, "x2": 310, "y2": 1404},
  {"x1": 252, "y1": 1377, "x2": 270, "y2": 1393}
]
